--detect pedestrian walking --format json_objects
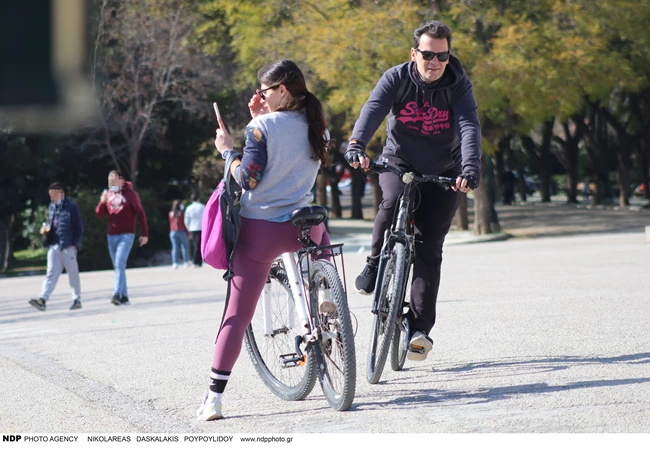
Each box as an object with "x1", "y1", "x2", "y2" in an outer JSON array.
[
  {"x1": 29, "y1": 183, "x2": 84, "y2": 311},
  {"x1": 95, "y1": 169, "x2": 149, "y2": 306},
  {"x1": 183, "y1": 193, "x2": 205, "y2": 267},
  {"x1": 169, "y1": 199, "x2": 191, "y2": 269}
]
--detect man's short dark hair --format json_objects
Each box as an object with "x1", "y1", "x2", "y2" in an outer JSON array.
[
  {"x1": 49, "y1": 182, "x2": 64, "y2": 191},
  {"x1": 191, "y1": 193, "x2": 199, "y2": 202},
  {"x1": 108, "y1": 169, "x2": 124, "y2": 178},
  {"x1": 413, "y1": 20, "x2": 453, "y2": 50}
]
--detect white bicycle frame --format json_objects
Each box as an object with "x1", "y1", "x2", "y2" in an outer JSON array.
[{"x1": 261, "y1": 252, "x2": 315, "y2": 342}]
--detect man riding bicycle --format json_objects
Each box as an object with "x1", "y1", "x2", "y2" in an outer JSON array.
[{"x1": 345, "y1": 20, "x2": 482, "y2": 361}]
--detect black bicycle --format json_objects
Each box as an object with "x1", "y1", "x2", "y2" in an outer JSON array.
[{"x1": 365, "y1": 159, "x2": 457, "y2": 384}]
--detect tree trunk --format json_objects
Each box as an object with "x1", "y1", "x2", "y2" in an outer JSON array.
[
  {"x1": 574, "y1": 110, "x2": 604, "y2": 205},
  {"x1": 601, "y1": 106, "x2": 632, "y2": 207},
  {"x1": 642, "y1": 139, "x2": 650, "y2": 200},
  {"x1": 486, "y1": 155, "x2": 500, "y2": 231},
  {"x1": 555, "y1": 120, "x2": 583, "y2": 204},
  {"x1": 539, "y1": 119, "x2": 555, "y2": 202},
  {"x1": 0, "y1": 215, "x2": 14, "y2": 273},
  {"x1": 473, "y1": 156, "x2": 492, "y2": 235},
  {"x1": 455, "y1": 193, "x2": 469, "y2": 230}
]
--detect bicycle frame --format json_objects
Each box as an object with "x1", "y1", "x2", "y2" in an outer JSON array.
[
  {"x1": 370, "y1": 160, "x2": 455, "y2": 315},
  {"x1": 372, "y1": 184, "x2": 415, "y2": 315},
  {"x1": 261, "y1": 242, "x2": 346, "y2": 346}
]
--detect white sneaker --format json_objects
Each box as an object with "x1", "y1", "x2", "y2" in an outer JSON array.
[
  {"x1": 196, "y1": 393, "x2": 223, "y2": 421},
  {"x1": 172, "y1": 263, "x2": 178, "y2": 270},
  {"x1": 407, "y1": 331, "x2": 433, "y2": 361}
]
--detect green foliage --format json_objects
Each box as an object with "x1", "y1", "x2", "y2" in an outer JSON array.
[
  {"x1": 20, "y1": 205, "x2": 49, "y2": 250},
  {"x1": 13, "y1": 248, "x2": 47, "y2": 262}
]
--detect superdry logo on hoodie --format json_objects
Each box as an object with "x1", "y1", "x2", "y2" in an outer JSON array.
[{"x1": 396, "y1": 101, "x2": 451, "y2": 136}]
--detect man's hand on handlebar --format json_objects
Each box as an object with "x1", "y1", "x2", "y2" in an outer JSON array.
[
  {"x1": 344, "y1": 141, "x2": 371, "y2": 171},
  {"x1": 452, "y1": 175, "x2": 477, "y2": 193}
]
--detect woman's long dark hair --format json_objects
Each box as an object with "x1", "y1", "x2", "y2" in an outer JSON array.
[
  {"x1": 171, "y1": 199, "x2": 182, "y2": 218},
  {"x1": 257, "y1": 60, "x2": 329, "y2": 165}
]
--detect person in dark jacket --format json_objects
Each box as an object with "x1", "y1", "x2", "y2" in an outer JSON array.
[
  {"x1": 29, "y1": 183, "x2": 84, "y2": 311},
  {"x1": 95, "y1": 169, "x2": 149, "y2": 306},
  {"x1": 345, "y1": 20, "x2": 482, "y2": 361}
]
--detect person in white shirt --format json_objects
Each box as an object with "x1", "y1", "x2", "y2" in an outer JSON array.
[{"x1": 183, "y1": 193, "x2": 206, "y2": 267}]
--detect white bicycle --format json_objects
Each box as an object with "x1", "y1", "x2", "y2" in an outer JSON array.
[{"x1": 243, "y1": 206, "x2": 356, "y2": 411}]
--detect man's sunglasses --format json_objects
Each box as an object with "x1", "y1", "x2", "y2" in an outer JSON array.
[
  {"x1": 256, "y1": 84, "x2": 281, "y2": 100},
  {"x1": 415, "y1": 49, "x2": 450, "y2": 62}
]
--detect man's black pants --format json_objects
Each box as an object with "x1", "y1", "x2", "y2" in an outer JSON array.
[{"x1": 368, "y1": 169, "x2": 461, "y2": 335}]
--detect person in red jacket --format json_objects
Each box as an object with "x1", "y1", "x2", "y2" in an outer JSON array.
[
  {"x1": 168, "y1": 199, "x2": 191, "y2": 269},
  {"x1": 95, "y1": 169, "x2": 149, "y2": 305}
]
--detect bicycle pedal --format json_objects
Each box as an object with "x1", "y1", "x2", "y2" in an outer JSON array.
[
  {"x1": 280, "y1": 353, "x2": 306, "y2": 368},
  {"x1": 409, "y1": 345, "x2": 425, "y2": 354}
]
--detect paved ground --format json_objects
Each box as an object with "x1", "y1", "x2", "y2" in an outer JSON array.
[{"x1": 1, "y1": 197, "x2": 649, "y2": 435}]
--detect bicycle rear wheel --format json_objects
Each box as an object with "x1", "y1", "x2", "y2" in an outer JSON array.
[
  {"x1": 367, "y1": 242, "x2": 408, "y2": 384},
  {"x1": 309, "y1": 260, "x2": 356, "y2": 411},
  {"x1": 244, "y1": 263, "x2": 317, "y2": 401}
]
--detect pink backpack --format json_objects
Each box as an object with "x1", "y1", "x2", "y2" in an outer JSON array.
[{"x1": 200, "y1": 155, "x2": 241, "y2": 278}]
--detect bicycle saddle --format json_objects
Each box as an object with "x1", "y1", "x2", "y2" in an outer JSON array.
[{"x1": 290, "y1": 206, "x2": 328, "y2": 227}]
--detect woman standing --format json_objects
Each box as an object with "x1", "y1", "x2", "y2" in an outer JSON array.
[
  {"x1": 169, "y1": 199, "x2": 190, "y2": 269},
  {"x1": 196, "y1": 60, "x2": 330, "y2": 420}
]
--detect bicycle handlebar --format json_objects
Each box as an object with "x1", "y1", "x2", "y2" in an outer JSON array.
[{"x1": 367, "y1": 160, "x2": 457, "y2": 189}]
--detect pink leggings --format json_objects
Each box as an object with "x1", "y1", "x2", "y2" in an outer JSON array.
[{"x1": 211, "y1": 217, "x2": 329, "y2": 372}]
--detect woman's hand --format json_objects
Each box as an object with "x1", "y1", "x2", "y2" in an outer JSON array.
[
  {"x1": 248, "y1": 92, "x2": 268, "y2": 119},
  {"x1": 214, "y1": 116, "x2": 234, "y2": 155}
]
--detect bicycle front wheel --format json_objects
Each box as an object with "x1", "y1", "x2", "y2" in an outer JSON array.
[
  {"x1": 367, "y1": 242, "x2": 408, "y2": 384},
  {"x1": 309, "y1": 260, "x2": 356, "y2": 411},
  {"x1": 244, "y1": 263, "x2": 317, "y2": 401},
  {"x1": 390, "y1": 313, "x2": 410, "y2": 371}
]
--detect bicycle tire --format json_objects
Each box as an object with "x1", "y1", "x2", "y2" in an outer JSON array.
[
  {"x1": 391, "y1": 263, "x2": 412, "y2": 371},
  {"x1": 244, "y1": 263, "x2": 317, "y2": 401},
  {"x1": 390, "y1": 314, "x2": 410, "y2": 371},
  {"x1": 309, "y1": 260, "x2": 356, "y2": 411},
  {"x1": 366, "y1": 242, "x2": 407, "y2": 384}
]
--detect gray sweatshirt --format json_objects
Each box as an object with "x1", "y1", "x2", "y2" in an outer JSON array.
[
  {"x1": 350, "y1": 57, "x2": 482, "y2": 186},
  {"x1": 235, "y1": 110, "x2": 320, "y2": 220}
]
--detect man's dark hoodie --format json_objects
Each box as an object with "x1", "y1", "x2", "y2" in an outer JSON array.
[{"x1": 349, "y1": 56, "x2": 482, "y2": 187}]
